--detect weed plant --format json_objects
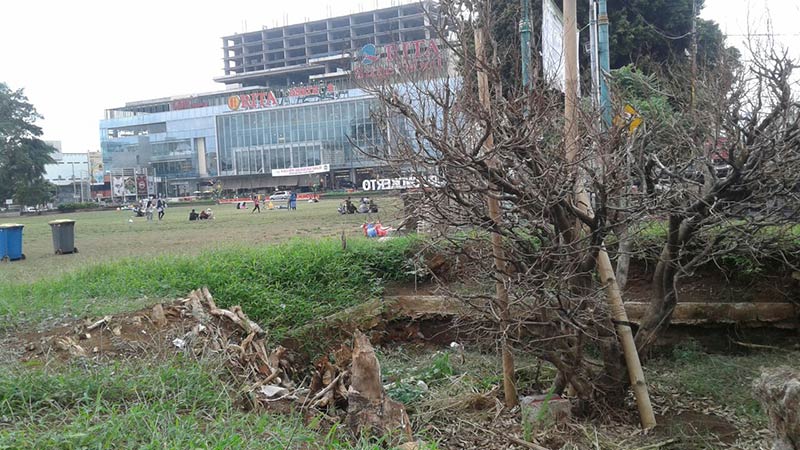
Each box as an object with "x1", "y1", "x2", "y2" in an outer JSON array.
[{"x1": 0, "y1": 357, "x2": 439, "y2": 449}]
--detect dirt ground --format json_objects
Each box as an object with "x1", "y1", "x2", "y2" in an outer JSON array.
[{"x1": 624, "y1": 261, "x2": 799, "y2": 304}]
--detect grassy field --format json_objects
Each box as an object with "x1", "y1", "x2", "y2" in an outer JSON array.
[
  {"x1": 1, "y1": 197, "x2": 796, "y2": 449},
  {"x1": 0, "y1": 198, "x2": 414, "y2": 330},
  {"x1": 0, "y1": 198, "x2": 402, "y2": 284}
]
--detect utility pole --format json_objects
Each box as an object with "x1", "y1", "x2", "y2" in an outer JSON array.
[
  {"x1": 690, "y1": 0, "x2": 697, "y2": 111},
  {"x1": 598, "y1": 0, "x2": 611, "y2": 126},
  {"x1": 519, "y1": 0, "x2": 532, "y2": 89},
  {"x1": 71, "y1": 162, "x2": 77, "y2": 201},
  {"x1": 474, "y1": 18, "x2": 519, "y2": 408},
  {"x1": 86, "y1": 150, "x2": 92, "y2": 202},
  {"x1": 589, "y1": 0, "x2": 600, "y2": 109},
  {"x1": 563, "y1": 0, "x2": 656, "y2": 429}
]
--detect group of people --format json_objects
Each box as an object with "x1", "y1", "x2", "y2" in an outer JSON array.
[
  {"x1": 246, "y1": 192, "x2": 298, "y2": 213},
  {"x1": 133, "y1": 196, "x2": 167, "y2": 221},
  {"x1": 338, "y1": 197, "x2": 378, "y2": 215},
  {"x1": 188, "y1": 208, "x2": 214, "y2": 221}
]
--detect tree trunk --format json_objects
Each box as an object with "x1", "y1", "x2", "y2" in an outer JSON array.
[
  {"x1": 635, "y1": 215, "x2": 684, "y2": 351},
  {"x1": 614, "y1": 224, "x2": 632, "y2": 290},
  {"x1": 346, "y1": 330, "x2": 414, "y2": 443}
]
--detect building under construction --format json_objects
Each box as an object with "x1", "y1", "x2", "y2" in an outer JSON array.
[{"x1": 100, "y1": 1, "x2": 444, "y2": 197}]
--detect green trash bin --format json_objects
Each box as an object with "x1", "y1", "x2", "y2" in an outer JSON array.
[{"x1": 48, "y1": 219, "x2": 78, "y2": 255}]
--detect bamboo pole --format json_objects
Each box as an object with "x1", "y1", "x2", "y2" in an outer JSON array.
[
  {"x1": 474, "y1": 20, "x2": 519, "y2": 408},
  {"x1": 562, "y1": 0, "x2": 656, "y2": 429}
]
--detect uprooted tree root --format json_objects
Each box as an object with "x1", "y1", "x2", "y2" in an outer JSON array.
[{"x1": 18, "y1": 287, "x2": 419, "y2": 447}]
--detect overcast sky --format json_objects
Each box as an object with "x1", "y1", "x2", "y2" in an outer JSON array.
[{"x1": 1, "y1": 0, "x2": 797, "y2": 154}]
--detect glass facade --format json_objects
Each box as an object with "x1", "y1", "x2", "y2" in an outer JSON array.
[
  {"x1": 100, "y1": 105, "x2": 224, "y2": 179},
  {"x1": 216, "y1": 95, "x2": 382, "y2": 176},
  {"x1": 100, "y1": 88, "x2": 390, "y2": 192}
]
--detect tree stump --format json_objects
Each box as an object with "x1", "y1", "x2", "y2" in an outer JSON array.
[
  {"x1": 346, "y1": 330, "x2": 413, "y2": 443},
  {"x1": 754, "y1": 367, "x2": 800, "y2": 450}
]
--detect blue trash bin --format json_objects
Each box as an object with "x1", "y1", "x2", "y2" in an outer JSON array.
[
  {"x1": 0, "y1": 224, "x2": 25, "y2": 261},
  {"x1": 0, "y1": 227, "x2": 7, "y2": 261}
]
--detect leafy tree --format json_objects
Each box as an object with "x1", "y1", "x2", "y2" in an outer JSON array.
[
  {"x1": 14, "y1": 177, "x2": 55, "y2": 207},
  {"x1": 482, "y1": 0, "x2": 731, "y2": 90},
  {"x1": 0, "y1": 82, "x2": 56, "y2": 205}
]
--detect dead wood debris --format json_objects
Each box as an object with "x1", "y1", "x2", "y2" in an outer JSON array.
[{"x1": 29, "y1": 287, "x2": 419, "y2": 446}]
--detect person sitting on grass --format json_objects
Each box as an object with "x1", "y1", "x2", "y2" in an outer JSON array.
[{"x1": 189, "y1": 209, "x2": 199, "y2": 221}]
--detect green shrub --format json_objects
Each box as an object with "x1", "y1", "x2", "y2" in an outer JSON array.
[
  {"x1": 57, "y1": 202, "x2": 100, "y2": 212},
  {"x1": 385, "y1": 351, "x2": 455, "y2": 405}
]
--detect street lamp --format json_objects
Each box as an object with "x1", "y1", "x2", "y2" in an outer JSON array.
[{"x1": 70, "y1": 161, "x2": 76, "y2": 200}]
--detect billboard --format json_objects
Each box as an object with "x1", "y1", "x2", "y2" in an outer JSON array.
[
  {"x1": 136, "y1": 175, "x2": 148, "y2": 196},
  {"x1": 123, "y1": 176, "x2": 136, "y2": 196},
  {"x1": 112, "y1": 176, "x2": 125, "y2": 197},
  {"x1": 542, "y1": 0, "x2": 579, "y2": 93}
]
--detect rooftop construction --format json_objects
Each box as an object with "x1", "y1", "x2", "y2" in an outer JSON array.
[{"x1": 216, "y1": 1, "x2": 436, "y2": 87}]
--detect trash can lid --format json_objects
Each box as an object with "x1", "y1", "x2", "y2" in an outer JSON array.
[
  {"x1": 48, "y1": 219, "x2": 76, "y2": 225},
  {"x1": 0, "y1": 223, "x2": 24, "y2": 229}
]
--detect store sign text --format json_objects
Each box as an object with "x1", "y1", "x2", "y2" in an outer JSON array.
[
  {"x1": 354, "y1": 39, "x2": 444, "y2": 81},
  {"x1": 172, "y1": 99, "x2": 209, "y2": 110},
  {"x1": 271, "y1": 164, "x2": 330, "y2": 177},
  {"x1": 228, "y1": 83, "x2": 338, "y2": 111},
  {"x1": 362, "y1": 175, "x2": 441, "y2": 191}
]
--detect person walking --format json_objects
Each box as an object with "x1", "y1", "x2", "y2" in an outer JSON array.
[
  {"x1": 156, "y1": 198, "x2": 166, "y2": 220},
  {"x1": 289, "y1": 191, "x2": 297, "y2": 210},
  {"x1": 252, "y1": 195, "x2": 261, "y2": 213}
]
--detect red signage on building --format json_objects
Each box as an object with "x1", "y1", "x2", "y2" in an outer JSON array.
[
  {"x1": 227, "y1": 84, "x2": 337, "y2": 111},
  {"x1": 288, "y1": 84, "x2": 335, "y2": 97},
  {"x1": 354, "y1": 39, "x2": 444, "y2": 81},
  {"x1": 172, "y1": 99, "x2": 209, "y2": 110}
]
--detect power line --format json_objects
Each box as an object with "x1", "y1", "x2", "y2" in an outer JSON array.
[
  {"x1": 725, "y1": 33, "x2": 800, "y2": 37},
  {"x1": 638, "y1": 14, "x2": 692, "y2": 40}
]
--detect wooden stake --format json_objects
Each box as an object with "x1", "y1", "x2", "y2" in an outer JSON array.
[
  {"x1": 474, "y1": 17, "x2": 518, "y2": 408},
  {"x1": 562, "y1": 0, "x2": 656, "y2": 429}
]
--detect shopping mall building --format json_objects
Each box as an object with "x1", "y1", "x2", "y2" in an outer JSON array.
[{"x1": 100, "y1": 1, "x2": 444, "y2": 198}]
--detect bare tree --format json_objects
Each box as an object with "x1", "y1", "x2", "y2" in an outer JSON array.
[
  {"x1": 356, "y1": 0, "x2": 636, "y2": 410},
  {"x1": 355, "y1": 0, "x2": 798, "y2": 416},
  {"x1": 620, "y1": 38, "x2": 800, "y2": 350}
]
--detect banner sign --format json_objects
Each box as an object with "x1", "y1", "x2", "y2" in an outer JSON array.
[
  {"x1": 136, "y1": 175, "x2": 148, "y2": 196},
  {"x1": 361, "y1": 175, "x2": 441, "y2": 191},
  {"x1": 271, "y1": 164, "x2": 330, "y2": 177},
  {"x1": 123, "y1": 176, "x2": 137, "y2": 196},
  {"x1": 112, "y1": 176, "x2": 125, "y2": 197}
]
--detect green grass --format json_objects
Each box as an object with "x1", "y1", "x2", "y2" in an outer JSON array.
[
  {"x1": 0, "y1": 199, "x2": 403, "y2": 284},
  {"x1": 0, "y1": 236, "x2": 420, "y2": 337},
  {"x1": 0, "y1": 357, "x2": 439, "y2": 449}
]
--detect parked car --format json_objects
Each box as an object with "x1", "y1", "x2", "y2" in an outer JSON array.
[{"x1": 269, "y1": 190, "x2": 291, "y2": 201}]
